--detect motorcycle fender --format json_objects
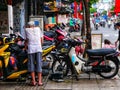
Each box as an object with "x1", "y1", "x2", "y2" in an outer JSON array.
[
  {"x1": 0, "y1": 52, "x2": 10, "y2": 67},
  {"x1": 69, "y1": 47, "x2": 84, "y2": 74},
  {"x1": 7, "y1": 70, "x2": 28, "y2": 79},
  {"x1": 107, "y1": 56, "x2": 119, "y2": 64},
  {"x1": 0, "y1": 45, "x2": 9, "y2": 54},
  {"x1": 117, "y1": 56, "x2": 120, "y2": 63},
  {"x1": 114, "y1": 57, "x2": 120, "y2": 64},
  {"x1": 42, "y1": 45, "x2": 55, "y2": 57},
  {"x1": 4, "y1": 57, "x2": 9, "y2": 68}
]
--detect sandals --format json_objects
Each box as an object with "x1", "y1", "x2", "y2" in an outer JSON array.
[
  {"x1": 29, "y1": 81, "x2": 43, "y2": 86},
  {"x1": 29, "y1": 81, "x2": 37, "y2": 86},
  {"x1": 38, "y1": 83, "x2": 44, "y2": 86}
]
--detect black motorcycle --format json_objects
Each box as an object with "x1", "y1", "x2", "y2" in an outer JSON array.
[
  {"x1": 51, "y1": 38, "x2": 119, "y2": 80},
  {"x1": 94, "y1": 23, "x2": 99, "y2": 30}
]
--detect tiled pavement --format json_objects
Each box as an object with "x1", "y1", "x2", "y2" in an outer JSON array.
[
  {"x1": 44, "y1": 71, "x2": 120, "y2": 90},
  {"x1": 1, "y1": 70, "x2": 120, "y2": 90}
]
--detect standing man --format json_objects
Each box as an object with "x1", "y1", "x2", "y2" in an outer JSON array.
[
  {"x1": 24, "y1": 21, "x2": 43, "y2": 86},
  {"x1": 115, "y1": 22, "x2": 120, "y2": 50}
]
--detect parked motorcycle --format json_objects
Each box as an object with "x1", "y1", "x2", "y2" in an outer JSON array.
[
  {"x1": 51, "y1": 38, "x2": 119, "y2": 80},
  {"x1": 44, "y1": 26, "x2": 68, "y2": 47},
  {"x1": 0, "y1": 37, "x2": 56, "y2": 81},
  {"x1": 44, "y1": 30, "x2": 56, "y2": 41}
]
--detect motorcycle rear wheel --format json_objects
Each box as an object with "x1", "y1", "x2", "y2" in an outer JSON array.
[{"x1": 98, "y1": 58, "x2": 119, "y2": 79}]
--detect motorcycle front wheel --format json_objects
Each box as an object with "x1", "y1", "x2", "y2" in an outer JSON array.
[
  {"x1": 98, "y1": 58, "x2": 119, "y2": 79},
  {"x1": 45, "y1": 54, "x2": 54, "y2": 68},
  {"x1": 51, "y1": 60, "x2": 69, "y2": 77}
]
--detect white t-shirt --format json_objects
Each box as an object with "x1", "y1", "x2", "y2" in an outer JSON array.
[{"x1": 25, "y1": 27, "x2": 43, "y2": 54}]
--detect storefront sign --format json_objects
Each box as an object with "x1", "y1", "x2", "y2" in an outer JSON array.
[
  {"x1": 91, "y1": 34, "x2": 102, "y2": 49},
  {"x1": 30, "y1": 16, "x2": 44, "y2": 32},
  {"x1": 58, "y1": 14, "x2": 68, "y2": 24}
]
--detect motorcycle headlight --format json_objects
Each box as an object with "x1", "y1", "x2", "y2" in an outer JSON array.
[{"x1": 60, "y1": 48, "x2": 68, "y2": 53}]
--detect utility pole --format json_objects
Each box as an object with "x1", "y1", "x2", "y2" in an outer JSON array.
[{"x1": 83, "y1": 0, "x2": 91, "y2": 49}]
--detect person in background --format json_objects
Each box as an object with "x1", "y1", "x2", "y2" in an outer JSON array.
[
  {"x1": 107, "y1": 19, "x2": 112, "y2": 28},
  {"x1": 115, "y1": 22, "x2": 120, "y2": 50},
  {"x1": 103, "y1": 39, "x2": 115, "y2": 49},
  {"x1": 69, "y1": 16, "x2": 75, "y2": 32},
  {"x1": 24, "y1": 21, "x2": 43, "y2": 86},
  {"x1": 94, "y1": 17, "x2": 100, "y2": 24}
]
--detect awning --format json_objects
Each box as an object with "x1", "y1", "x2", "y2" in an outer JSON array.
[
  {"x1": 114, "y1": 0, "x2": 120, "y2": 13},
  {"x1": 0, "y1": 0, "x2": 23, "y2": 6}
]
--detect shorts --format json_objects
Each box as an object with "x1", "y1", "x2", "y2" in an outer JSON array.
[{"x1": 28, "y1": 52, "x2": 42, "y2": 72}]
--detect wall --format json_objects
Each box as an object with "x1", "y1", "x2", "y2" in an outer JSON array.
[
  {"x1": 13, "y1": 1, "x2": 25, "y2": 36},
  {"x1": 0, "y1": 11, "x2": 8, "y2": 34}
]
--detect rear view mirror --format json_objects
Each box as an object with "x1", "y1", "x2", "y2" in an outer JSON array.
[{"x1": 10, "y1": 27, "x2": 13, "y2": 30}]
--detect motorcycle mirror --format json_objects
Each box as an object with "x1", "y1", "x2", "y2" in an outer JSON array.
[{"x1": 10, "y1": 27, "x2": 13, "y2": 30}]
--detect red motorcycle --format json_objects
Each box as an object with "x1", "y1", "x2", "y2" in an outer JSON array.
[{"x1": 44, "y1": 27, "x2": 68, "y2": 43}]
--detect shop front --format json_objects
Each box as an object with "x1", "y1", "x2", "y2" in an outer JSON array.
[{"x1": 0, "y1": 0, "x2": 24, "y2": 34}]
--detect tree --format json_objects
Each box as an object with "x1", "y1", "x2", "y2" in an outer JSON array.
[
  {"x1": 83, "y1": 0, "x2": 91, "y2": 49},
  {"x1": 67, "y1": 0, "x2": 91, "y2": 50},
  {"x1": 82, "y1": 0, "x2": 99, "y2": 49},
  {"x1": 110, "y1": 6, "x2": 115, "y2": 11},
  {"x1": 90, "y1": 8, "x2": 97, "y2": 14},
  {"x1": 89, "y1": 0, "x2": 99, "y2": 7},
  {"x1": 102, "y1": 10, "x2": 107, "y2": 15}
]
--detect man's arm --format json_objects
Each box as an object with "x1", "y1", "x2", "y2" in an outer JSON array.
[
  {"x1": 41, "y1": 37, "x2": 44, "y2": 45},
  {"x1": 39, "y1": 27, "x2": 44, "y2": 45},
  {"x1": 24, "y1": 39, "x2": 28, "y2": 50}
]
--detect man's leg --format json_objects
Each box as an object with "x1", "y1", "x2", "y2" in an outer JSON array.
[
  {"x1": 38, "y1": 72, "x2": 43, "y2": 85},
  {"x1": 28, "y1": 54, "x2": 36, "y2": 85},
  {"x1": 31, "y1": 72, "x2": 36, "y2": 85},
  {"x1": 35, "y1": 52, "x2": 43, "y2": 85}
]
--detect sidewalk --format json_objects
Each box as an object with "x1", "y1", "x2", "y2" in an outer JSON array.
[
  {"x1": 44, "y1": 72, "x2": 120, "y2": 90},
  {"x1": 0, "y1": 72, "x2": 120, "y2": 90}
]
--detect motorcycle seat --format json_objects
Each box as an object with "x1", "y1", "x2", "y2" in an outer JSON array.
[
  {"x1": 42, "y1": 41, "x2": 54, "y2": 46},
  {"x1": 86, "y1": 48, "x2": 116, "y2": 56},
  {"x1": 42, "y1": 41, "x2": 55, "y2": 51}
]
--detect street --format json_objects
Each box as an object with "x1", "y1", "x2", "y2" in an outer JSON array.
[{"x1": 91, "y1": 22, "x2": 118, "y2": 44}]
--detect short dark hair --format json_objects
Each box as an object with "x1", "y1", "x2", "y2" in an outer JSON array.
[
  {"x1": 104, "y1": 39, "x2": 111, "y2": 44},
  {"x1": 115, "y1": 22, "x2": 120, "y2": 27}
]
